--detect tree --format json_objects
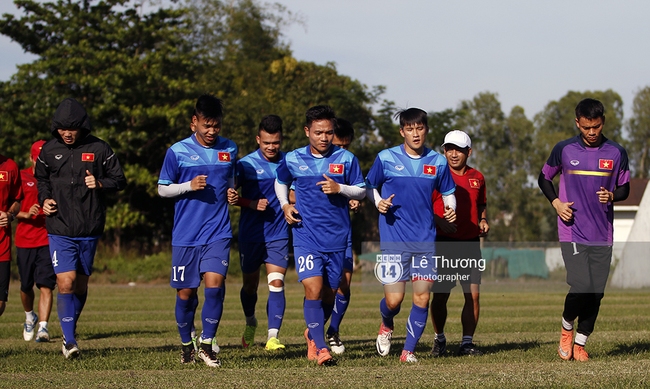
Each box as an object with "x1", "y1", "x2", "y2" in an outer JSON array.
[
  {"x1": 627, "y1": 86, "x2": 650, "y2": 178},
  {"x1": 0, "y1": 0, "x2": 201, "y2": 251}
]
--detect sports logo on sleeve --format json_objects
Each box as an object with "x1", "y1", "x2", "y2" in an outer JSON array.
[
  {"x1": 82, "y1": 153, "x2": 95, "y2": 162},
  {"x1": 218, "y1": 152, "x2": 231, "y2": 162},
  {"x1": 423, "y1": 165, "x2": 437, "y2": 176},
  {"x1": 469, "y1": 178, "x2": 480, "y2": 188},
  {"x1": 329, "y1": 163, "x2": 344, "y2": 175},
  {"x1": 0, "y1": 171, "x2": 7, "y2": 181},
  {"x1": 599, "y1": 159, "x2": 613, "y2": 170}
]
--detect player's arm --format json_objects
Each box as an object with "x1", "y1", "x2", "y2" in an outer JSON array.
[
  {"x1": 275, "y1": 179, "x2": 300, "y2": 224},
  {"x1": 158, "y1": 175, "x2": 208, "y2": 198},
  {"x1": 538, "y1": 171, "x2": 574, "y2": 222},
  {"x1": 442, "y1": 193, "x2": 457, "y2": 223},
  {"x1": 94, "y1": 147, "x2": 126, "y2": 192},
  {"x1": 0, "y1": 200, "x2": 21, "y2": 227},
  {"x1": 478, "y1": 203, "x2": 489, "y2": 235},
  {"x1": 366, "y1": 187, "x2": 394, "y2": 214}
]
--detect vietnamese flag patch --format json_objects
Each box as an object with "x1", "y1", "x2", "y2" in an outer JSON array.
[
  {"x1": 82, "y1": 153, "x2": 95, "y2": 162},
  {"x1": 469, "y1": 178, "x2": 480, "y2": 188},
  {"x1": 329, "y1": 163, "x2": 344, "y2": 175},
  {"x1": 0, "y1": 171, "x2": 7, "y2": 182},
  {"x1": 423, "y1": 165, "x2": 436, "y2": 176},
  {"x1": 599, "y1": 159, "x2": 613, "y2": 170},
  {"x1": 218, "y1": 152, "x2": 231, "y2": 162}
]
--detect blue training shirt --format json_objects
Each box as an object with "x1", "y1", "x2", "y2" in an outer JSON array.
[
  {"x1": 158, "y1": 134, "x2": 238, "y2": 247},
  {"x1": 237, "y1": 149, "x2": 288, "y2": 243},
  {"x1": 365, "y1": 144, "x2": 455, "y2": 251},
  {"x1": 276, "y1": 145, "x2": 364, "y2": 252}
]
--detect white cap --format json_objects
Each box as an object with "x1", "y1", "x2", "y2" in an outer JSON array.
[{"x1": 442, "y1": 130, "x2": 471, "y2": 149}]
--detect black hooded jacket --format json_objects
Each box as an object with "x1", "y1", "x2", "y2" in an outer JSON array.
[{"x1": 35, "y1": 98, "x2": 126, "y2": 237}]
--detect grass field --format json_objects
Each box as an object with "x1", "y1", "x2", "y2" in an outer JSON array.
[{"x1": 0, "y1": 274, "x2": 649, "y2": 388}]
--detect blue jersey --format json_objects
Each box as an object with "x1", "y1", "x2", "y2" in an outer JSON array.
[
  {"x1": 541, "y1": 135, "x2": 630, "y2": 245},
  {"x1": 236, "y1": 149, "x2": 288, "y2": 243},
  {"x1": 276, "y1": 145, "x2": 364, "y2": 251},
  {"x1": 365, "y1": 145, "x2": 455, "y2": 251},
  {"x1": 158, "y1": 134, "x2": 237, "y2": 247}
]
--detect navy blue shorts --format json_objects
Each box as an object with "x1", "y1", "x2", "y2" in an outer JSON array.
[
  {"x1": 239, "y1": 239, "x2": 289, "y2": 274},
  {"x1": 48, "y1": 235, "x2": 100, "y2": 276},
  {"x1": 294, "y1": 246, "x2": 344, "y2": 290},
  {"x1": 171, "y1": 238, "x2": 231, "y2": 289}
]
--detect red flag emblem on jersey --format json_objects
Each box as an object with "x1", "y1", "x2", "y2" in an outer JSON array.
[
  {"x1": 82, "y1": 153, "x2": 95, "y2": 162},
  {"x1": 469, "y1": 178, "x2": 480, "y2": 188},
  {"x1": 599, "y1": 159, "x2": 613, "y2": 170},
  {"x1": 0, "y1": 171, "x2": 7, "y2": 182},
  {"x1": 218, "y1": 152, "x2": 231, "y2": 162},
  {"x1": 423, "y1": 165, "x2": 436, "y2": 176},
  {"x1": 329, "y1": 164, "x2": 344, "y2": 175}
]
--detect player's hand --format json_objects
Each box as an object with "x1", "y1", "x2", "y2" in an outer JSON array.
[
  {"x1": 378, "y1": 194, "x2": 395, "y2": 214},
  {"x1": 0, "y1": 211, "x2": 9, "y2": 227},
  {"x1": 289, "y1": 189, "x2": 296, "y2": 205},
  {"x1": 43, "y1": 199, "x2": 58, "y2": 216},
  {"x1": 252, "y1": 198, "x2": 269, "y2": 211},
  {"x1": 597, "y1": 186, "x2": 613, "y2": 204},
  {"x1": 227, "y1": 188, "x2": 239, "y2": 205},
  {"x1": 85, "y1": 170, "x2": 101, "y2": 189},
  {"x1": 349, "y1": 199, "x2": 360, "y2": 213},
  {"x1": 443, "y1": 206, "x2": 456, "y2": 223},
  {"x1": 553, "y1": 199, "x2": 574, "y2": 222},
  {"x1": 282, "y1": 203, "x2": 301, "y2": 225},
  {"x1": 316, "y1": 174, "x2": 340, "y2": 194},
  {"x1": 28, "y1": 204, "x2": 41, "y2": 217},
  {"x1": 479, "y1": 219, "x2": 490, "y2": 237},
  {"x1": 191, "y1": 175, "x2": 208, "y2": 191}
]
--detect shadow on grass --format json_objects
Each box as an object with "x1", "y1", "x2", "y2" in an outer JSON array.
[
  {"x1": 84, "y1": 329, "x2": 165, "y2": 340},
  {"x1": 607, "y1": 341, "x2": 650, "y2": 356}
]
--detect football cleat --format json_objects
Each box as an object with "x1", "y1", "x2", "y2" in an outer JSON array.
[
  {"x1": 264, "y1": 337, "x2": 285, "y2": 351},
  {"x1": 62, "y1": 340, "x2": 80, "y2": 360},
  {"x1": 35, "y1": 327, "x2": 50, "y2": 343},
  {"x1": 400, "y1": 350, "x2": 418, "y2": 363},
  {"x1": 558, "y1": 328, "x2": 573, "y2": 361},
  {"x1": 457, "y1": 342, "x2": 483, "y2": 356},
  {"x1": 317, "y1": 348, "x2": 336, "y2": 366},
  {"x1": 376, "y1": 322, "x2": 393, "y2": 357},
  {"x1": 327, "y1": 332, "x2": 345, "y2": 355},
  {"x1": 23, "y1": 312, "x2": 38, "y2": 341},
  {"x1": 180, "y1": 342, "x2": 196, "y2": 364},
  {"x1": 304, "y1": 328, "x2": 318, "y2": 361},
  {"x1": 242, "y1": 324, "x2": 257, "y2": 348},
  {"x1": 197, "y1": 342, "x2": 221, "y2": 367},
  {"x1": 431, "y1": 337, "x2": 447, "y2": 357},
  {"x1": 573, "y1": 344, "x2": 589, "y2": 362}
]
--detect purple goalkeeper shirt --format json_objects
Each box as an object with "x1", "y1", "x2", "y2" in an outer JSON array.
[{"x1": 541, "y1": 135, "x2": 630, "y2": 245}]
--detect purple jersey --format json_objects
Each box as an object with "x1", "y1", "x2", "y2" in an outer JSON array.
[{"x1": 541, "y1": 135, "x2": 630, "y2": 245}]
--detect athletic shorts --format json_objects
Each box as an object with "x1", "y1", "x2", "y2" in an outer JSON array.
[
  {"x1": 294, "y1": 246, "x2": 344, "y2": 290},
  {"x1": 561, "y1": 242, "x2": 612, "y2": 294},
  {"x1": 342, "y1": 244, "x2": 353, "y2": 272},
  {"x1": 0, "y1": 261, "x2": 9, "y2": 301},
  {"x1": 375, "y1": 250, "x2": 437, "y2": 284},
  {"x1": 431, "y1": 236, "x2": 483, "y2": 293},
  {"x1": 171, "y1": 238, "x2": 231, "y2": 289},
  {"x1": 239, "y1": 239, "x2": 289, "y2": 274},
  {"x1": 48, "y1": 235, "x2": 100, "y2": 276},
  {"x1": 17, "y1": 246, "x2": 56, "y2": 291}
]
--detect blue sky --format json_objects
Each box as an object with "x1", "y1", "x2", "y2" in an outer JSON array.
[{"x1": 2, "y1": 0, "x2": 649, "y2": 120}]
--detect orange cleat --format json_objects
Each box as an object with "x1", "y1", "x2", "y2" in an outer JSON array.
[
  {"x1": 573, "y1": 344, "x2": 589, "y2": 361},
  {"x1": 317, "y1": 348, "x2": 335, "y2": 366},
  {"x1": 304, "y1": 328, "x2": 317, "y2": 361},
  {"x1": 558, "y1": 328, "x2": 573, "y2": 360}
]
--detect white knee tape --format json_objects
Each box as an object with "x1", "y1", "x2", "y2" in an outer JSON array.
[{"x1": 267, "y1": 272, "x2": 284, "y2": 292}]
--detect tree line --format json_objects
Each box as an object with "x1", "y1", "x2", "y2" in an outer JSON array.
[{"x1": 1, "y1": 0, "x2": 649, "y2": 254}]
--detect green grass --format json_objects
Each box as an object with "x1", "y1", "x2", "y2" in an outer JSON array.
[{"x1": 0, "y1": 275, "x2": 649, "y2": 388}]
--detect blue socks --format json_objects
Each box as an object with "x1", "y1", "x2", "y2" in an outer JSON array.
[
  {"x1": 327, "y1": 292, "x2": 350, "y2": 336},
  {"x1": 175, "y1": 295, "x2": 195, "y2": 344},
  {"x1": 404, "y1": 304, "x2": 428, "y2": 352},
  {"x1": 58, "y1": 293, "x2": 76, "y2": 344},
  {"x1": 266, "y1": 290, "x2": 285, "y2": 332},
  {"x1": 202, "y1": 287, "x2": 224, "y2": 340},
  {"x1": 380, "y1": 298, "x2": 400, "y2": 329},
  {"x1": 304, "y1": 299, "x2": 326, "y2": 349}
]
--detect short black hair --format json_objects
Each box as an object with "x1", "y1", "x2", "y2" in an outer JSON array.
[
  {"x1": 259, "y1": 115, "x2": 283, "y2": 135},
  {"x1": 394, "y1": 107, "x2": 428, "y2": 129},
  {"x1": 334, "y1": 118, "x2": 354, "y2": 141},
  {"x1": 193, "y1": 94, "x2": 223, "y2": 121},
  {"x1": 575, "y1": 98, "x2": 605, "y2": 120},
  {"x1": 305, "y1": 105, "x2": 336, "y2": 128}
]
